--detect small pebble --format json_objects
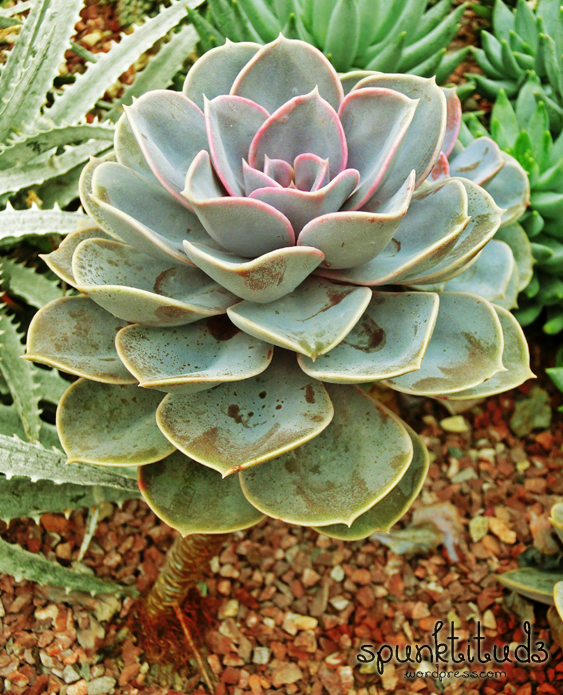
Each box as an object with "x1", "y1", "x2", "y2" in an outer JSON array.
[
  {"x1": 252, "y1": 647, "x2": 271, "y2": 665},
  {"x1": 469, "y1": 516, "x2": 489, "y2": 543},
  {"x1": 87, "y1": 677, "x2": 117, "y2": 695},
  {"x1": 330, "y1": 565, "x2": 345, "y2": 582},
  {"x1": 440, "y1": 415, "x2": 469, "y2": 433}
]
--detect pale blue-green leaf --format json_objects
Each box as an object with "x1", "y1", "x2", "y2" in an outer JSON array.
[
  {"x1": 139, "y1": 451, "x2": 264, "y2": 535},
  {"x1": 402, "y1": 178, "x2": 503, "y2": 284},
  {"x1": 40, "y1": 226, "x2": 111, "y2": 286},
  {"x1": 443, "y1": 239, "x2": 514, "y2": 302},
  {"x1": 382, "y1": 292, "x2": 505, "y2": 396},
  {"x1": 227, "y1": 278, "x2": 371, "y2": 359},
  {"x1": 57, "y1": 379, "x2": 174, "y2": 466},
  {"x1": 124, "y1": 90, "x2": 208, "y2": 206},
  {"x1": 86, "y1": 159, "x2": 215, "y2": 264},
  {"x1": 240, "y1": 385, "x2": 413, "y2": 526},
  {"x1": 298, "y1": 291, "x2": 439, "y2": 383},
  {"x1": 298, "y1": 173, "x2": 413, "y2": 269},
  {"x1": 494, "y1": 222, "x2": 534, "y2": 291},
  {"x1": 339, "y1": 87, "x2": 417, "y2": 210},
  {"x1": 340, "y1": 71, "x2": 376, "y2": 95},
  {"x1": 483, "y1": 153, "x2": 530, "y2": 227},
  {"x1": 0, "y1": 537, "x2": 137, "y2": 595},
  {"x1": 183, "y1": 40, "x2": 261, "y2": 110},
  {"x1": 156, "y1": 350, "x2": 333, "y2": 475},
  {"x1": 183, "y1": 151, "x2": 294, "y2": 256},
  {"x1": 448, "y1": 136, "x2": 504, "y2": 185},
  {"x1": 250, "y1": 169, "x2": 359, "y2": 235},
  {"x1": 316, "y1": 178, "x2": 469, "y2": 286},
  {"x1": 205, "y1": 95, "x2": 268, "y2": 196},
  {"x1": 312, "y1": 422, "x2": 429, "y2": 539},
  {"x1": 182, "y1": 242, "x2": 324, "y2": 303},
  {"x1": 26, "y1": 296, "x2": 136, "y2": 384},
  {"x1": 72, "y1": 238, "x2": 237, "y2": 327},
  {"x1": 47, "y1": 0, "x2": 205, "y2": 125},
  {"x1": 116, "y1": 318, "x2": 273, "y2": 393},
  {"x1": 352, "y1": 73, "x2": 446, "y2": 206},
  {"x1": 436, "y1": 305, "x2": 534, "y2": 401},
  {"x1": 0, "y1": 308, "x2": 42, "y2": 443},
  {"x1": 230, "y1": 35, "x2": 344, "y2": 113},
  {"x1": 248, "y1": 89, "x2": 347, "y2": 179}
]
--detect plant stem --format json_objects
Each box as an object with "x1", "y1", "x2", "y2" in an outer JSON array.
[{"x1": 145, "y1": 533, "x2": 227, "y2": 616}]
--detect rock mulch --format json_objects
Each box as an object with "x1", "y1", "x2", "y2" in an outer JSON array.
[{"x1": 1, "y1": 379, "x2": 563, "y2": 695}]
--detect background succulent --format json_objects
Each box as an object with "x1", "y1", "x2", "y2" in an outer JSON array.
[
  {"x1": 26, "y1": 37, "x2": 533, "y2": 542},
  {"x1": 470, "y1": 0, "x2": 563, "y2": 127},
  {"x1": 463, "y1": 89, "x2": 563, "y2": 334},
  {"x1": 189, "y1": 0, "x2": 469, "y2": 79}
]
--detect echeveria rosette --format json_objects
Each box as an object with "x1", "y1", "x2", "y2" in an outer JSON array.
[{"x1": 27, "y1": 37, "x2": 533, "y2": 541}]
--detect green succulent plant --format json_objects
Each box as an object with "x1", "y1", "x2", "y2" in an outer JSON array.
[
  {"x1": 25, "y1": 37, "x2": 534, "y2": 541},
  {"x1": 462, "y1": 88, "x2": 563, "y2": 333},
  {"x1": 189, "y1": 0, "x2": 469, "y2": 79},
  {"x1": 498, "y1": 502, "x2": 563, "y2": 634},
  {"x1": 470, "y1": 0, "x2": 563, "y2": 129}
]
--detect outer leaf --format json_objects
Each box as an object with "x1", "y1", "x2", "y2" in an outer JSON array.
[
  {"x1": 495, "y1": 222, "x2": 534, "y2": 291},
  {"x1": 57, "y1": 379, "x2": 175, "y2": 466},
  {"x1": 0, "y1": 204, "x2": 88, "y2": 250},
  {"x1": 382, "y1": 292, "x2": 505, "y2": 396},
  {"x1": 116, "y1": 317, "x2": 273, "y2": 393},
  {"x1": 0, "y1": 434, "x2": 140, "y2": 490},
  {"x1": 239, "y1": 385, "x2": 413, "y2": 526},
  {"x1": 0, "y1": 308, "x2": 42, "y2": 443},
  {"x1": 139, "y1": 451, "x2": 265, "y2": 535},
  {"x1": 312, "y1": 422, "x2": 429, "y2": 540},
  {"x1": 47, "y1": 0, "x2": 205, "y2": 126},
  {"x1": 156, "y1": 350, "x2": 334, "y2": 475},
  {"x1": 0, "y1": 536, "x2": 136, "y2": 596},
  {"x1": 0, "y1": 0, "x2": 84, "y2": 143},
  {"x1": 26, "y1": 296, "x2": 137, "y2": 384},
  {"x1": 437, "y1": 305, "x2": 534, "y2": 401},
  {"x1": 0, "y1": 476, "x2": 140, "y2": 523}
]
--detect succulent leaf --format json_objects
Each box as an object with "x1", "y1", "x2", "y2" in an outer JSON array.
[
  {"x1": 139, "y1": 451, "x2": 265, "y2": 535},
  {"x1": 298, "y1": 291, "x2": 439, "y2": 383},
  {"x1": 382, "y1": 292, "x2": 505, "y2": 396},
  {"x1": 26, "y1": 296, "x2": 136, "y2": 384},
  {"x1": 116, "y1": 317, "x2": 273, "y2": 393},
  {"x1": 438, "y1": 305, "x2": 534, "y2": 401},
  {"x1": 57, "y1": 380, "x2": 175, "y2": 466},
  {"x1": 239, "y1": 385, "x2": 413, "y2": 526},
  {"x1": 156, "y1": 350, "x2": 334, "y2": 475},
  {"x1": 72, "y1": 238, "x2": 236, "y2": 326},
  {"x1": 227, "y1": 278, "x2": 372, "y2": 358},
  {"x1": 182, "y1": 242, "x2": 324, "y2": 303},
  {"x1": 312, "y1": 422, "x2": 429, "y2": 539}
]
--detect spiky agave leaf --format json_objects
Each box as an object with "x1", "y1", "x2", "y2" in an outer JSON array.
[
  {"x1": 27, "y1": 37, "x2": 533, "y2": 540},
  {"x1": 189, "y1": 0, "x2": 468, "y2": 81}
]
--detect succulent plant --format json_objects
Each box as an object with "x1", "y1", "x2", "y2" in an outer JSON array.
[
  {"x1": 463, "y1": 89, "x2": 563, "y2": 334},
  {"x1": 470, "y1": 0, "x2": 563, "y2": 130},
  {"x1": 190, "y1": 0, "x2": 469, "y2": 80},
  {"x1": 498, "y1": 502, "x2": 563, "y2": 639},
  {"x1": 26, "y1": 37, "x2": 533, "y2": 541}
]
